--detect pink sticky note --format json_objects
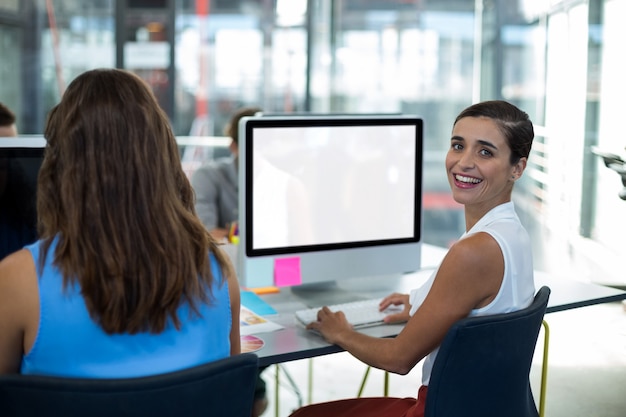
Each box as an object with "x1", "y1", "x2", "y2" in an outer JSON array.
[{"x1": 274, "y1": 257, "x2": 302, "y2": 287}]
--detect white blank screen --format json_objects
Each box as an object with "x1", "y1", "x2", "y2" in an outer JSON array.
[{"x1": 251, "y1": 124, "x2": 417, "y2": 250}]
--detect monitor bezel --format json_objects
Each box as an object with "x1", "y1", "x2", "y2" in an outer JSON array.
[
  {"x1": 239, "y1": 114, "x2": 424, "y2": 259},
  {"x1": 0, "y1": 136, "x2": 47, "y2": 150},
  {"x1": 0, "y1": 137, "x2": 46, "y2": 260}
]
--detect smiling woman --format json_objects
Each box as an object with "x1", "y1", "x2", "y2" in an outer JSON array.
[
  {"x1": 288, "y1": 100, "x2": 536, "y2": 417},
  {"x1": 446, "y1": 114, "x2": 528, "y2": 229}
]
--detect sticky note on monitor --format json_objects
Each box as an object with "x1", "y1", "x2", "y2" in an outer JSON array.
[{"x1": 274, "y1": 257, "x2": 302, "y2": 287}]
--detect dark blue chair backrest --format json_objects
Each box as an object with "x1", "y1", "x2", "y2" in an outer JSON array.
[
  {"x1": 0, "y1": 352, "x2": 259, "y2": 417},
  {"x1": 425, "y1": 286, "x2": 550, "y2": 417}
]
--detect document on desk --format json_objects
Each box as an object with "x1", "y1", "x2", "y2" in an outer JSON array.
[
  {"x1": 241, "y1": 290, "x2": 277, "y2": 315},
  {"x1": 240, "y1": 306, "x2": 284, "y2": 336}
]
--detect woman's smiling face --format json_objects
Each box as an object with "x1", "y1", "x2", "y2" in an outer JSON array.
[{"x1": 446, "y1": 116, "x2": 526, "y2": 216}]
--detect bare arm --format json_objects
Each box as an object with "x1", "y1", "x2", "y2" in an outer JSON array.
[
  {"x1": 209, "y1": 228, "x2": 230, "y2": 242},
  {"x1": 225, "y1": 260, "x2": 242, "y2": 355},
  {"x1": 307, "y1": 232, "x2": 504, "y2": 375},
  {"x1": 0, "y1": 249, "x2": 38, "y2": 374}
]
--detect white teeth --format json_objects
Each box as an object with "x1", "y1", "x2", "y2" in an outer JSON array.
[{"x1": 455, "y1": 174, "x2": 482, "y2": 184}]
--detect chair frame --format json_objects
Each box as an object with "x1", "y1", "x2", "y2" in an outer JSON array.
[
  {"x1": 0, "y1": 353, "x2": 259, "y2": 417},
  {"x1": 424, "y1": 286, "x2": 550, "y2": 417},
  {"x1": 357, "y1": 288, "x2": 551, "y2": 416}
]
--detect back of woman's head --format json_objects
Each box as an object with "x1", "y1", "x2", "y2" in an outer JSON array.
[
  {"x1": 454, "y1": 100, "x2": 534, "y2": 164},
  {"x1": 41, "y1": 69, "x2": 189, "y2": 219},
  {"x1": 38, "y1": 68, "x2": 232, "y2": 334}
]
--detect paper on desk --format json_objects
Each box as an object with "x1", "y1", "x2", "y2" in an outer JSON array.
[
  {"x1": 241, "y1": 290, "x2": 277, "y2": 315},
  {"x1": 240, "y1": 306, "x2": 284, "y2": 336}
]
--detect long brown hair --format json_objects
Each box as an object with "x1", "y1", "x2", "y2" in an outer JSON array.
[{"x1": 37, "y1": 68, "x2": 234, "y2": 334}]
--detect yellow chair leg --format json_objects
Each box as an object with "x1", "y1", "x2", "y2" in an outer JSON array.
[
  {"x1": 384, "y1": 371, "x2": 389, "y2": 397},
  {"x1": 357, "y1": 366, "x2": 390, "y2": 397},
  {"x1": 539, "y1": 319, "x2": 550, "y2": 417},
  {"x1": 357, "y1": 366, "x2": 371, "y2": 397}
]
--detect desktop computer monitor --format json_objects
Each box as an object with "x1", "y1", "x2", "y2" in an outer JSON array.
[
  {"x1": 237, "y1": 115, "x2": 423, "y2": 303},
  {"x1": 0, "y1": 137, "x2": 46, "y2": 260}
]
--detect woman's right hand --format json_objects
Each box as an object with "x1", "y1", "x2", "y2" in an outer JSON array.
[{"x1": 379, "y1": 293, "x2": 411, "y2": 323}]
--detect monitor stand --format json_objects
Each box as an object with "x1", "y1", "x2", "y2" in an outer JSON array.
[{"x1": 289, "y1": 281, "x2": 369, "y2": 308}]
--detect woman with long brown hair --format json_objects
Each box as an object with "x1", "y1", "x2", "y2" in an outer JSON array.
[{"x1": 0, "y1": 68, "x2": 240, "y2": 376}]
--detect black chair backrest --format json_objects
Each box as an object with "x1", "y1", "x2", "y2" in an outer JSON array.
[
  {"x1": 0, "y1": 352, "x2": 259, "y2": 417},
  {"x1": 425, "y1": 286, "x2": 550, "y2": 417}
]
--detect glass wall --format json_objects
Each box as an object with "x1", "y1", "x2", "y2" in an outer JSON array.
[
  {"x1": 0, "y1": 24, "x2": 21, "y2": 123},
  {"x1": 0, "y1": 0, "x2": 624, "y2": 285},
  {"x1": 0, "y1": 3, "x2": 24, "y2": 131},
  {"x1": 583, "y1": 0, "x2": 625, "y2": 285},
  {"x1": 483, "y1": 0, "x2": 624, "y2": 285}
]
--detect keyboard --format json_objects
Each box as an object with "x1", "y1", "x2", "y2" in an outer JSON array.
[{"x1": 295, "y1": 298, "x2": 400, "y2": 329}]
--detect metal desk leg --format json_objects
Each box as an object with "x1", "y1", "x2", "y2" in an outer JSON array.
[
  {"x1": 307, "y1": 359, "x2": 313, "y2": 404},
  {"x1": 275, "y1": 365, "x2": 280, "y2": 417},
  {"x1": 273, "y1": 363, "x2": 304, "y2": 417}
]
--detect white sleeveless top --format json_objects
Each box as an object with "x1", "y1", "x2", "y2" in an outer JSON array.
[{"x1": 408, "y1": 201, "x2": 535, "y2": 385}]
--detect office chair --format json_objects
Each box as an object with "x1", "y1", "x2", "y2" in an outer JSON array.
[
  {"x1": 0, "y1": 353, "x2": 259, "y2": 417},
  {"x1": 424, "y1": 286, "x2": 550, "y2": 417}
]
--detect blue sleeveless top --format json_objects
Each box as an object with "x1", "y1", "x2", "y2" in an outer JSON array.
[{"x1": 21, "y1": 238, "x2": 232, "y2": 378}]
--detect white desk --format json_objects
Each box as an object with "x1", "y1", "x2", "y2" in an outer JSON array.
[{"x1": 251, "y1": 266, "x2": 626, "y2": 367}]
